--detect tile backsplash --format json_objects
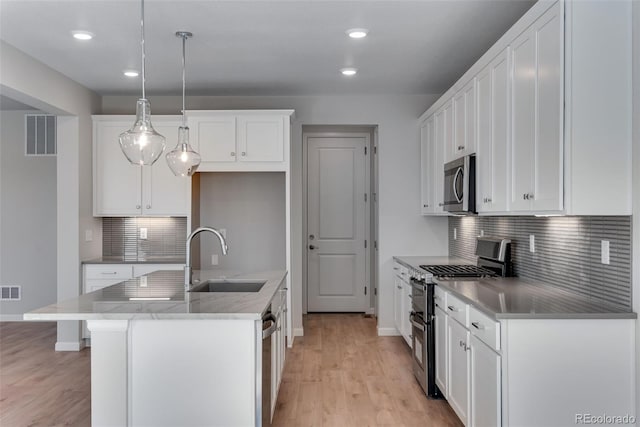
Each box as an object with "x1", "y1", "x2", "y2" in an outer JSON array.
[
  {"x1": 448, "y1": 216, "x2": 632, "y2": 310},
  {"x1": 103, "y1": 217, "x2": 187, "y2": 261}
]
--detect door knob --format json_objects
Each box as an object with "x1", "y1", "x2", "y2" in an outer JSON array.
[
  {"x1": 309, "y1": 245, "x2": 316, "y2": 250},
  {"x1": 309, "y1": 234, "x2": 315, "y2": 240}
]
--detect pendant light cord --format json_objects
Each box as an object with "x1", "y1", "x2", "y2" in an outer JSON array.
[
  {"x1": 181, "y1": 34, "x2": 186, "y2": 127},
  {"x1": 140, "y1": 0, "x2": 146, "y2": 101}
]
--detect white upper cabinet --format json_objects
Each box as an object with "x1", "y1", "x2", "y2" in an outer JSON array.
[
  {"x1": 421, "y1": 113, "x2": 446, "y2": 216},
  {"x1": 93, "y1": 116, "x2": 190, "y2": 217},
  {"x1": 476, "y1": 48, "x2": 509, "y2": 213},
  {"x1": 510, "y1": 4, "x2": 563, "y2": 213},
  {"x1": 187, "y1": 111, "x2": 293, "y2": 172},
  {"x1": 419, "y1": 0, "x2": 632, "y2": 216}
]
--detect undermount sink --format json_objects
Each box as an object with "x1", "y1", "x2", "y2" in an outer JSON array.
[{"x1": 189, "y1": 280, "x2": 267, "y2": 293}]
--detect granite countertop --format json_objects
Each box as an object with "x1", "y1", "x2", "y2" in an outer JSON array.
[
  {"x1": 24, "y1": 269, "x2": 287, "y2": 321},
  {"x1": 393, "y1": 256, "x2": 636, "y2": 320},
  {"x1": 83, "y1": 256, "x2": 186, "y2": 264}
]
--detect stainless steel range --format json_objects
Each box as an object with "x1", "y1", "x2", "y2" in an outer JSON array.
[{"x1": 408, "y1": 236, "x2": 511, "y2": 398}]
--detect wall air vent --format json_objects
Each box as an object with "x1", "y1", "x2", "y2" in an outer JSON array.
[
  {"x1": 25, "y1": 114, "x2": 56, "y2": 156},
  {"x1": 0, "y1": 286, "x2": 21, "y2": 301}
]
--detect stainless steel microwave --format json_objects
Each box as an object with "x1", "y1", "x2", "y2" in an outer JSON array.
[{"x1": 443, "y1": 155, "x2": 476, "y2": 214}]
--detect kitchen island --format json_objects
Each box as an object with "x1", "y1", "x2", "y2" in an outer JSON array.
[{"x1": 24, "y1": 269, "x2": 288, "y2": 427}]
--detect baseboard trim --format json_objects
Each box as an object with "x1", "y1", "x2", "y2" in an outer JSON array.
[
  {"x1": 55, "y1": 341, "x2": 85, "y2": 352},
  {"x1": 293, "y1": 327, "x2": 304, "y2": 337},
  {"x1": 0, "y1": 314, "x2": 24, "y2": 321},
  {"x1": 377, "y1": 327, "x2": 401, "y2": 336}
]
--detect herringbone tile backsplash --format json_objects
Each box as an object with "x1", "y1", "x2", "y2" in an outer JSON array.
[
  {"x1": 103, "y1": 217, "x2": 187, "y2": 261},
  {"x1": 448, "y1": 216, "x2": 632, "y2": 310}
]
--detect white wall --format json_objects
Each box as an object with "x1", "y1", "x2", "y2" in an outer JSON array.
[
  {"x1": 632, "y1": 0, "x2": 640, "y2": 413},
  {"x1": 1, "y1": 41, "x2": 101, "y2": 349},
  {"x1": 102, "y1": 94, "x2": 449, "y2": 335},
  {"x1": 0, "y1": 110, "x2": 57, "y2": 318}
]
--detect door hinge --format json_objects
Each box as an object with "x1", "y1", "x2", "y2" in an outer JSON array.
[
  {"x1": 364, "y1": 240, "x2": 368, "y2": 248},
  {"x1": 364, "y1": 146, "x2": 367, "y2": 155},
  {"x1": 374, "y1": 146, "x2": 377, "y2": 155},
  {"x1": 373, "y1": 192, "x2": 377, "y2": 203},
  {"x1": 374, "y1": 287, "x2": 377, "y2": 296},
  {"x1": 374, "y1": 240, "x2": 378, "y2": 250},
  {"x1": 364, "y1": 286, "x2": 367, "y2": 296},
  {"x1": 364, "y1": 193, "x2": 368, "y2": 202}
]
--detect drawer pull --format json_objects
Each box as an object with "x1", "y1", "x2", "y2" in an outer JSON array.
[
  {"x1": 471, "y1": 321, "x2": 484, "y2": 330},
  {"x1": 447, "y1": 305, "x2": 460, "y2": 312}
]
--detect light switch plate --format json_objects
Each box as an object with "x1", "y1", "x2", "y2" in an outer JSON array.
[
  {"x1": 529, "y1": 235, "x2": 535, "y2": 253},
  {"x1": 480, "y1": 230, "x2": 484, "y2": 237},
  {"x1": 601, "y1": 240, "x2": 610, "y2": 265},
  {"x1": 211, "y1": 254, "x2": 219, "y2": 266},
  {"x1": 140, "y1": 228, "x2": 147, "y2": 240},
  {"x1": 85, "y1": 229, "x2": 93, "y2": 242},
  {"x1": 139, "y1": 276, "x2": 147, "y2": 287}
]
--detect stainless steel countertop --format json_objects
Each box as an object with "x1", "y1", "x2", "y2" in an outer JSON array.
[
  {"x1": 83, "y1": 256, "x2": 186, "y2": 264},
  {"x1": 393, "y1": 256, "x2": 636, "y2": 320},
  {"x1": 24, "y1": 269, "x2": 287, "y2": 321}
]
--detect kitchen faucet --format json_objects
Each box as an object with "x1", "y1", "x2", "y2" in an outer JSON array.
[{"x1": 185, "y1": 227, "x2": 229, "y2": 290}]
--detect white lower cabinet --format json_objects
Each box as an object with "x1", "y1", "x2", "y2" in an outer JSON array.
[
  {"x1": 448, "y1": 318, "x2": 471, "y2": 425},
  {"x1": 470, "y1": 335, "x2": 501, "y2": 427},
  {"x1": 393, "y1": 262, "x2": 412, "y2": 347},
  {"x1": 434, "y1": 306, "x2": 448, "y2": 396}
]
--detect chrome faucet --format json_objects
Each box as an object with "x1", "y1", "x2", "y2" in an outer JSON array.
[{"x1": 185, "y1": 227, "x2": 229, "y2": 290}]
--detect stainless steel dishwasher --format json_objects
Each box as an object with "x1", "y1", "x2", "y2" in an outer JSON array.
[{"x1": 261, "y1": 312, "x2": 277, "y2": 426}]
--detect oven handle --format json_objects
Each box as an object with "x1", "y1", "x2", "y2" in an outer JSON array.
[
  {"x1": 409, "y1": 313, "x2": 425, "y2": 331},
  {"x1": 453, "y1": 167, "x2": 463, "y2": 203}
]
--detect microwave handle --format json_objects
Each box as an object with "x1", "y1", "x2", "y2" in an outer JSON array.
[{"x1": 453, "y1": 167, "x2": 463, "y2": 203}]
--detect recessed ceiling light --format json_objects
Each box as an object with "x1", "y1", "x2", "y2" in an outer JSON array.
[
  {"x1": 341, "y1": 68, "x2": 357, "y2": 76},
  {"x1": 346, "y1": 28, "x2": 368, "y2": 39},
  {"x1": 72, "y1": 31, "x2": 94, "y2": 41},
  {"x1": 123, "y1": 70, "x2": 139, "y2": 77}
]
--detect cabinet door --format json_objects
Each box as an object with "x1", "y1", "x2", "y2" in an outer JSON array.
[
  {"x1": 434, "y1": 109, "x2": 447, "y2": 212},
  {"x1": 463, "y1": 79, "x2": 476, "y2": 157},
  {"x1": 394, "y1": 276, "x2": 403, "y2": 334},
  {"x1": 510, "y1": 26, "x2": 536, "y2": 211},
  {"x1": 94, "y1": 120, "x2": 142, "y2": 216},
  {"x1": 142, "y1": 122, "x2": 190, "y2": 216},
  {"x1": 448, "y1": 319, "x2": 470, "y2": 425},
  {"x1": 420, "y1": 117, "x2": 435, "y2": 214},
  {"x1": 435, "y1": 307, "x2": 448, "y2": 396},
  {"x1": 470, "y1": 335, "x2": 501, "y2": 427},
  {"x1": 453, "y1": 90, "x2": 466, "y2": 159},
  {"x1": 477, "y1": 49, "x2": 509, "y2": 213},
  {"x1": 532, "y1": 4, "x2": 563, "y2": 212},
  {"x1": 237, "y1": 115, "x2": 284, "y2": 162},
  {"x1": 442, "y1": 100, "x2": 454, "y2": 164},
  {"x1": 403, "y1": 282, "x2": 412, "y2": 347},
  {"x1": 191, "y1": 115, "x2": 237, "y2": 163}
]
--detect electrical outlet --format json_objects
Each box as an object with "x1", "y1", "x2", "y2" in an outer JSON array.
[
  {"x1": 529, "y1": 235, "x2": 535, "y2": 253},
  {"x1": 601, "y1": 240, "x2": 610, "y2": 265},
  {"x1": 211, "y1": 254, "x2": 219, "y2": 265},
  {"x1": 454, "y1": 228, "x2": 457, "y2": 240},
  {"x1": 139, "y1": 276, "x2": 147, "y2": 287},
  {"x1": 140, "y1": 228, "x2": 147, "y2": 240},
  {"x1": 219, "y1": 229, "x2": 227, "y2": 239},
  {"x1": 85, "y1": 229, "x2": 93, "y2": 242},
  {"x1": 480, "y1": 229, "x2": 484, "y2": 237}
]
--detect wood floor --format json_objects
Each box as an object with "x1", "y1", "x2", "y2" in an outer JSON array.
[{"x1": 0, "y1": 315, "x2": 461, "y2": 427}]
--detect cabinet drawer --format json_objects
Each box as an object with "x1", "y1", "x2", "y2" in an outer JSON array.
[
  {"x1": 85, "y1": 265, "x2": 132, "y2": 280},
  {"x1": 469, "y1": 306, "x2": 501, "y2": 351},
  {"x1": 446, "y1": 293, "x2": 469, "y2": 327},
  {"x1": 434, "y1": 286, "x2": 447, "y2": 311}
]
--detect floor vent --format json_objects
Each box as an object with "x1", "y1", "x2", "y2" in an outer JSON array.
[{"x1": 1, "y1": 286, "x2": 21, "y2": 301}]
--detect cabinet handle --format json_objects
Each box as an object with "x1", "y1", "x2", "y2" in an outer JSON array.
[
  {"x1": 241, "y1": 152, "x2": 246, "y2": 156},
  {"x1": 448, "y1": 305, "x2": 460, "y2": 312},
  {"x1": 397, "y1": 285, "x2": 402, "y2": 290},
  {"x1": 457, "y1": 146, "x2": 464, "y2": 150},
  {"x1": 487, "y1": 198, "x2": 492, "y2": 203},
  {"x1": 423, "y1": 204, "x2": 428, "y2": 208},
  {"x1": 438, "y1": 202, "x2": 444, "y2": 207},
  {"x1": 459, "y1": 340, "x2": 464, "y2": 347},
  {"x1": 230, "y1": 151, "x2": 236, "y2": 157},
  {"x1": 136, "y1": 205, "x2": 141, "y2": 209},
  {"x1": 408, "y1": 294, "x2": 413, "y2": 299},
  {"x1": 471, "y1": 321, "x2": 484, "y2": 330},
  {"x1": 529, "y1": 193, "x2": 534, "y2": 200},
  {"x1": 146, "y1": 205, "x2": 151, "y2": 209},
  {"x1": 393, "y1": 267, "x2": 399, "y2": 271}
]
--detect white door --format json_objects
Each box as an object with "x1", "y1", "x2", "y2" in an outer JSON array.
[
  {"x1": 307, "y1": 135, "x2": 368, "y2": 312},
  {"x1": 470, "y1": 335, "x2": 502, "y2": 427}
]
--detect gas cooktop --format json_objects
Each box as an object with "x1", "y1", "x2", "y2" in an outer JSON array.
[{"x1": 419, "y1": 264, "x2": 498, "y2": 279}]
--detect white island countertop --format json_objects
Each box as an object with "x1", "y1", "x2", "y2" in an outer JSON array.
[{"x1": 24, "y1": 269, "x2": 287, "y2": 321}]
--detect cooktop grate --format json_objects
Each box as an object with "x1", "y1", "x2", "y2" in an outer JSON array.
[{"x1": 419, "y1": 264, "x2": 497, "y2": 278}]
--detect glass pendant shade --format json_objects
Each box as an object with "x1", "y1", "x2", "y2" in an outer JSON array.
[
  {"x1": 166, "y1": 126, "x2": 201, "y2": 176},
  {"x1": 119, "y1": 99, "x2": 166, "y2": 166}
]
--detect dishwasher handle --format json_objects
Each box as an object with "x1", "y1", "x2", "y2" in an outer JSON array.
[{"x1": 262, "y1": 313, "x2": 277, "y2": 339}]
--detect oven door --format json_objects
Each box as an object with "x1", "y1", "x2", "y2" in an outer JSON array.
[{"x1": 410, "y1": 311, "x2": 427, "y2": 393}]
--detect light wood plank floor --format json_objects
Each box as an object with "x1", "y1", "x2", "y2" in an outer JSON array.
[
  {"x1": 0, "y1": 315, "x2": 461, "y2": 427},
  {"x1": 272, "y1": 314, "x2": 462, "y2": 427}
]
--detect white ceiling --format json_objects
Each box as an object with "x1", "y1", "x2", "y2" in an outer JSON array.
[{"x1": 0, "y1": 0, "x2": 536, "y2": 96}]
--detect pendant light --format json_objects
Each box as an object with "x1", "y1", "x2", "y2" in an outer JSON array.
[
  {"x1": 166, "y1": 31, "x2": 201, "y2": 176},
  {"x1": 119, "y1": 0, "x2": 166, "y2": 166}
]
